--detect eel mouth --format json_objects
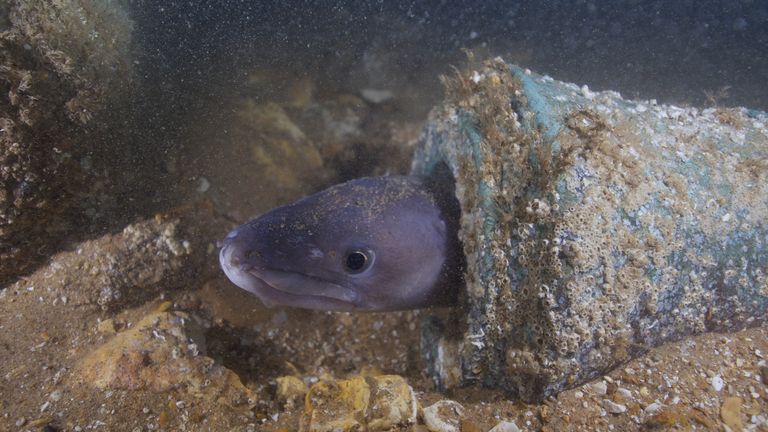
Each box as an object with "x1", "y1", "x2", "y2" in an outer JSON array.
[{"x1": 219, "y1": 244, "x2": 362, "y2": 311}]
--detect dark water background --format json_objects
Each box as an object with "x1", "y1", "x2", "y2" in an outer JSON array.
[
  {"x1": 123, "y1": 0, "x2": 768, "y2": 210},
  {"x1": 131, "y1": 0, "x2": 768, "y2": 109}
]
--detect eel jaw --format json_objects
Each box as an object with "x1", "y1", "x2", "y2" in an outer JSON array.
[{"x1": 219, "y1": 243, "x2": 364, "y2": 311}]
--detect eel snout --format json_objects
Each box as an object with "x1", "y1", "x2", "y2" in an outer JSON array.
[{"x1": 219, "y1": 223, "x2": 365, "y2": 310}]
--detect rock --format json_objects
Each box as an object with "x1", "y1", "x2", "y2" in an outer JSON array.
[
  {"x1": 422, "y1": 400, "x2": 464, "y2": 432},
  {"x1": 231, "y1": 99, "x2": 330, "y2": 204},
  {"x1": 720, "y1": 396, "x2": 743, "y2": 431},
  {"x1": 616, "y1": 387, "x2": 633, "y2": 400},
  {"x1": 96, "y1": 319, "x2": 116, "y2": 334},
  {"x1": 643, "y1": 402, "x2": 662, "y2": 415},
  {"x1": 488, "y1": 420, "x2": 522, "y2": 432},
  {"x1": 602, "y1": 399, "x2": 628, "y2": 414},
  {"x1": 48, "y1": 390, "x2": 63, "y2": 402},
  {"x1": 6, "y1": 218, "x2": 198, "y2": 311},
  {"x1": 71, "y1": 310, "x2": 255, "y2": 409},
  {"x1": 367, "y1": 375, "x2": 418, "y2": 431},
  {"x1": 275, "y1": 375, "x2": 308, "y2": 409},
  {"x1": 711, "y1": 375, "x2": 725, "y2": 392},
  {"x1": 590, "y1": 381, "x2": 608, "y2": 396},
  {"x1": 300, "y1": 374, "x2": 417, "y2": 432}
]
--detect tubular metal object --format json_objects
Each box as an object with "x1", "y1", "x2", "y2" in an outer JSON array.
[{"x1": 413, "y1": 59, "x2": 768, "y2": 402}]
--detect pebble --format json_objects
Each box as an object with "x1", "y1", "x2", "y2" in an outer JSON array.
[
  {"x1": 16, "y1": 417, "x2": 26, "y2": 427},
  {"x1": 644, "y1": 402, "x2": 662, "y2": 415},
  {"x1": 423, "y1": 400, "x2": 464, "y2": 432},
  {"x1": 602, "y1": 399, "x2": 627, "y2": 414},
  {"x1": 711, "y1": 375, "x2": 725, "y2": 391},
  {"x1": 591, "y1": 380, "x2": 608, "y2": 395},
  {"x1": 97, "y1": 318, "x2": 117, "y2": 334},
  {"x1": 196, "y1": 176, "x2": 210, "y2": 193},
  {"x1": 616, "y1": 387, "x2": 633, "y2": 400},
  {"x1": 488, "y1": 420, "x2": 521, "y2": 432},
  {"x1": 49, "y1": 390, "x2": 63, "y2": 402}
]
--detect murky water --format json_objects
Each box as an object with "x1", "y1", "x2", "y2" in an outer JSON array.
[
  {"x1": 1, "y1": 1, "x2": 767, "y2": 430},
  {"x1": 116, "y1": 1, "x2": 768, "y2": 227}
]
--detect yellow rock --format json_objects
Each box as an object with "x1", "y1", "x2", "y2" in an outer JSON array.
[
  {"x1": 96, "y1": 318, "x2": 116, "y2": 334},
  {"x1": 276, "y1": 375, "x2": 308, "y2": 408},
  {"x1": 300, "y1": 374, "x2": 417, "y2": 432},
  {"x1": 368, "y1": 375, "x2": 419, "y2": 431},
  {"x1": 72, "y1": 311, "x2": 255, "y2": 410}
]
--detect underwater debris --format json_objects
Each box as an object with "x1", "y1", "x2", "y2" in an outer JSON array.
[{"x1": 415, "y1": 58, "x2": 768, "y2": 402}]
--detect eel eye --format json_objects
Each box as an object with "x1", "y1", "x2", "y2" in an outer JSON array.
[{"x1": 344, "y1": 250, "x2": 370, "y2": 273}]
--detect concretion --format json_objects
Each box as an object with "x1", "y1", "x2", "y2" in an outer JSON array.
[{"x1": 414, "y1": 58, "x2": 768, "y2": 402}]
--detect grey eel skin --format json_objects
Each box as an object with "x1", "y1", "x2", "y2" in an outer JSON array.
[{"x1": 219, "y1": 176, "x2": 462, "y2": 311}]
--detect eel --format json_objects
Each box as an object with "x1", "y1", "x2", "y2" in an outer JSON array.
[{"x1": 219, "y1": 175, "x2": 463, "y2": 311}]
